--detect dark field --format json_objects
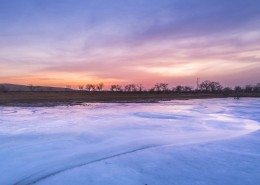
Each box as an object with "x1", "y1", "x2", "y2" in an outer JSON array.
[{"x1": 0, "y1": 91, "x2": 260, "y2": 106}]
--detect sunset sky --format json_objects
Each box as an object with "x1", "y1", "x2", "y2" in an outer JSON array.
[{"x1": 0, "y1": 0, "x2": 260, "y2": 88}]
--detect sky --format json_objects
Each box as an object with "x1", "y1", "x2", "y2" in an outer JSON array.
[{"x1": 0, "y1": 0, "x2": 260, "y2": 88}]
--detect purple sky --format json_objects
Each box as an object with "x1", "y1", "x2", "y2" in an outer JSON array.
[{"x1": 0, "y1": 0, "x2": 260, "y2": 88}]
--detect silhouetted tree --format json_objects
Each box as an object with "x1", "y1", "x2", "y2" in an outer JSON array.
[
  {"x1": 199, "y1": 81, "x2": 210, "y2": 92},
  {"x1": 124, "y1": 84, "x2": 137, "y2": 92},
  {"x1": 209, "y1": 81, "x2": 222, "y2": 92},
  {"x1": 154, "y1": 83, "x2": 168, "y2": 92},
  {"x1": 78, "y1": 85, "x2": 84, "y2": 91},
  {"x1": 223, "y1": 87, "x2": 232, "y2": 93},
  {"x1": 86, "y1": 84, "x2": 95, "y2": 91},
  {"x1": 199, "y1": 80, "x2": 222, "y2": 92},
  {"x1": 116, "y1": 85, "x2": 122, "y2": 91},
  {"x1": 175, "y1": 85, "x2": 184, "y2": 93},
  {"x1": 234, "y1": 86, "x2": 242, "y2": 99},
  {"x1": 161, "y1": 83, "x2": 169, "y2": 91},
  {"x1": 154, "y1": 83, "x2": 161, "y2": 92},
  {"x1": 245, "y1": 85, "x2": 253, "y2": 93},
  {"x1": 184, "y1": 86, "x2": 193, "y2": 92},
  {"x1": 76, "y1": 81, "x2": 260, "y2": 95},
  {"x1": 234, "y1": 86, "x2": 242, "y2": 92},
  {"x1": 111, "y1": 84, "x2": 122, "y2": 92},
  {"x1": 149, "y1": 87, "x2": 155, "y2": 92},
  {"x1": 253, "y1": 83, "x2": 260, "y2": 93},
  {"x1": 124, "y1": 85, "x2": 130, "y2": 92},
  {"x1": 96, "y1": 83, "x2": 104, "y2": 91},
  {"x1": 137, "y1": 84, "x2": 144, "y2": 92},
  {"x1": 174, "y1": 86, "x2": 193, "y2": 93}
]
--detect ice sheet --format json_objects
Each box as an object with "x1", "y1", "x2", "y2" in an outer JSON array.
[{"x1": 0, "y1": 98, "x2": 259, "y2": 185}]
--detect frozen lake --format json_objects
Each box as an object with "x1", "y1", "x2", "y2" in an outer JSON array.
[{"x1": 0, "y1": 98, "x2": 260, "y2": 185}]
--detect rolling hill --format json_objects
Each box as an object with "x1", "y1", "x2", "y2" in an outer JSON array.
[{"x1": 0, "y1": 84, "x2": 73, "y2": 91}]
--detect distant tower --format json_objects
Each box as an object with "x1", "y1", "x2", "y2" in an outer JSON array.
[{"x1": 197, "y1": 77, "x2": 199, "y2": 90}]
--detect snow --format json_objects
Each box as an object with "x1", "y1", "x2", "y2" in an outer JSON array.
[{"x1": 0, "y1": 98, "x2": 259, "y2": 185}]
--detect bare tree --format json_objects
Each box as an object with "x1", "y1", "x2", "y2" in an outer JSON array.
[
  {"x1": 223, "y1": 87, "x2": 232, "y2": 93},
  {"x1": 199, "y1": 80, "x2": 222, "y2": 92},
  {"x1": 175, "y1": 85, "x2": 184, "y2": 93},
  {"x1": 253, "y1": 83, "x2": 260, "y2": 93},
  {"x1": 78, "y1": 85, "x2": 84, "y2": 91},
  {"x1": 154, "y1": 83, "x2": 161, "y2": 92},
  {"x1": 124, "y1": 84, "x2": 131, "y2": 92},
  {"x1": 111, "y1": 84, "x2": 122, "y2": 92},
  {"x1": 86, "y1": 84, "x2": 95, "y2": 91},
  {"x1": 137, "y1": 84, "x2": 144, "y2": 92},
  {"x1": 161, "y1": 83, "x2": 169, "y2": 91},
  {"x1": 149, "y1": 87, "x2": 155, "y2": 92},
  {"x1": 96, "y1": 83, "x2": 104, "y2": 91},
  {"x1": 124, "y1": 84, "x2": 137, "y2": 92},
  {"x1": 234, "y1": 86, "x2": 242, "y2": 99},
  {"x1": 184, "y1": 86, "x2": 192, "y2": 92},
  {"x1": 111, "y1": 85, "x2": 116, "y2": 92},
  {"x1": 245, "y1": 85, "x2": 253, "y2": 93},
  {"x1": 209, "y1": 81, "x2": 222, "y2": 92},
  {"x1": 115, "y1": 85, "x2": 122, "y2": 91},
  {"x1": 85, "y1": 84, "x2": 91, "y2": 91},
  {"x1": 154, "y1": 83, "x2": 168, "y2": 92},
  {"x1": 234, "y1": 86, "x2": 242, "y2": 92},
  {"x1": 199, "y1": 81, "x2": 210, "y2": 92}
]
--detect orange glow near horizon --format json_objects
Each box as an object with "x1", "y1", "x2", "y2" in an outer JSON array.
[{"x1": 1, "y1": 1, "x2": 260, "y2": 88}]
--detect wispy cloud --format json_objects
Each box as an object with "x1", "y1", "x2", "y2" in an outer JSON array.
[{"x1": 0, "y1": 0, "x2": 260, "y2": 87}]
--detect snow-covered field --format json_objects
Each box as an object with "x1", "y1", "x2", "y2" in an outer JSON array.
[{"x1": 0, "y1": 98, "x2": 260, "y2": 185}]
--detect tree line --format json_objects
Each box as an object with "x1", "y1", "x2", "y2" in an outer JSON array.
[
  {"x1": 1, "y1": 81, "x2": 259, "y2": 93},
  {"x1": 76, "y1": 81, "x2": 260, "y2": 93}
]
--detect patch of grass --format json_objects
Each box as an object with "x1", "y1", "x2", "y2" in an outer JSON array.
[{"x1": 0, "y1": 91, "x2": 259, "y2": 106}]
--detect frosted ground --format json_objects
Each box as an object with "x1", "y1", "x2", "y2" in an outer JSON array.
[{"x1": 0, "y1": 98, "x2": 259, "y2": 185}]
